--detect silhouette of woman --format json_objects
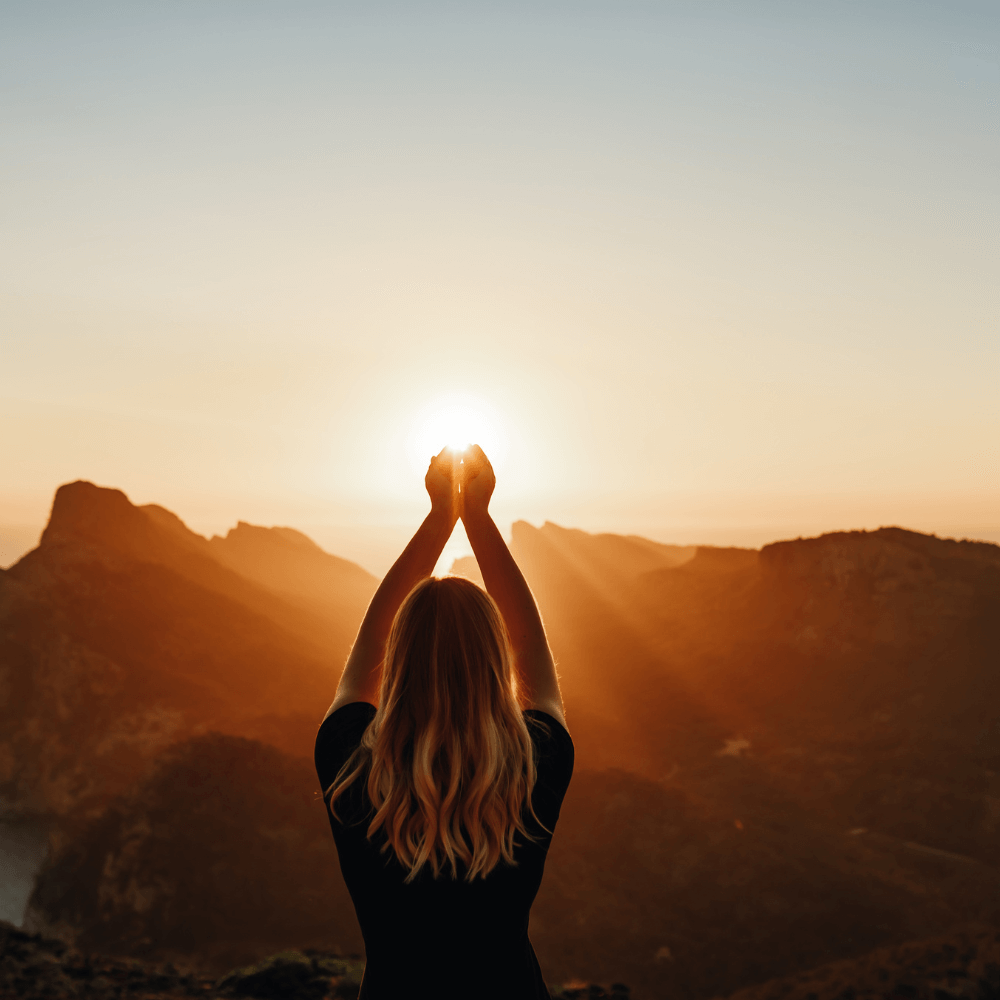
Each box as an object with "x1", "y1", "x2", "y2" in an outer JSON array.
[{"x1": 315, "y1": 445, "x2": 573, "y2": 999}]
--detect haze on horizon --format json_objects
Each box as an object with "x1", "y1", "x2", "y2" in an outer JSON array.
[{"x1": 2, "y1": 1, "x2": 998, "y2": 574}]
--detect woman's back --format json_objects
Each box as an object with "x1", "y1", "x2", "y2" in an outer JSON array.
[{"x1": 315, "y1": 702, "x2": 574, "y2": 999}]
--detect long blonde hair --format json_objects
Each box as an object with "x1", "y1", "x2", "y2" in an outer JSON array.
[{"x1": 327, "y1": 576, "x2": 540, "y2": 881}]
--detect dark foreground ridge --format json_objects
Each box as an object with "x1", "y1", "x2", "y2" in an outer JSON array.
[
  {"x1": 715, "y1": 926, "x2": 1000, "y2": 1000},
  {"x1": 4, "y1": 920, "x2": 1000, "y2": 1000},
  {"x1": 0, "y1": 920, "x2": 630, "y2": 1000}
]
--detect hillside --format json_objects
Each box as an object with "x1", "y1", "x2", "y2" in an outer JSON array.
[
  {"x1": 208, "y1": 522, "x2": 375, "y2": 625},
  {"x1": 25, "y1": 734, "x2": 363, "y2": 969},
  {"x1": 0, "y1": 481, "x2": 376, "y2": 821},
  {"x1": 510, "y1": 521, "x2": 1000, "y2": 864},
  {"x1": 31, "y1": 730, "x2": 1000, "y2": 997},
  {"x1": 515, "y1": 521, "x2": 1000, "y2": 995}
]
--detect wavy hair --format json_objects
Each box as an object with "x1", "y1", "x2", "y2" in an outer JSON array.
[{"x1": 326, "y1": 576, "x2": 541, "y2": 881}]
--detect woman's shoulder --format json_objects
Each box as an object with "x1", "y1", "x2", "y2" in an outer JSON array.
[
  {"x1": 522, "y1": 710, "x2": 574, "y2": 835},
  {"x1": 314, "y1": 701, "x2": 376, "y2": 792},
  {"x1": 321, "y1": 699, "x2": 377, "y2": 728},
  {"x1": 523, "y1": 709, "x2": 574, "y2": 778},
  {"x1": 523, "y1": 708, "x2": 572, "y2": 745}
]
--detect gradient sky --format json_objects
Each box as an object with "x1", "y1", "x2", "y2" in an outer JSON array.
[{"x1": 2, "y1": 1, "x2": 998, "y2": 572}]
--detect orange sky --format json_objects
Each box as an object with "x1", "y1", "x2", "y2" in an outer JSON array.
[{"x1": 2, "y1": 4, "x2": 998, "y2": 573}]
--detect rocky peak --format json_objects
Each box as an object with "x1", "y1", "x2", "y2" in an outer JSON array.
[
  {"x1": 39, "y1": 481, "x2": 168, "y2": 562},
  {"x1": 222, "y1": 522, "x2": 324, "y2": 553},
  {"x1": 207, "y1": 521, "x2": 376, "y2": 609},
  {"x1": 511, "y1": 520, "x2": 698, "y2": 581}
]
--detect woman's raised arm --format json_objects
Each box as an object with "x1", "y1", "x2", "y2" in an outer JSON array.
[
  {"x1": 460, "y1": 445, "x2": 566, "y2": 729},
  {"x1": 323, "y1": 449, "x2": 459, "y2": 720}
]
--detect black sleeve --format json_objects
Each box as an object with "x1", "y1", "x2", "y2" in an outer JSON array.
[
  {"x1": 524, "y1": 710, "x2": 575, "y2": 835},
  {"x1": 314, "y1": 702, "x2": 378, "y2": 797}
]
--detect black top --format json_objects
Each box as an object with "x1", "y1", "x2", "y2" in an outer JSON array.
[{"x1": 315, "y1": 702, "x2": 574, "y2": 1000}]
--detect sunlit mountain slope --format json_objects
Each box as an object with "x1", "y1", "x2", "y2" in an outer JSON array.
[
  {"x1": 510, "y1": 521, "x2": 1000, "y2": 864},
  {"x1": 0, "y1": 481, "x2": 376, "y2": 819}
]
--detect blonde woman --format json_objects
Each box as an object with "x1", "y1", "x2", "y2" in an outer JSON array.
[{"x1": 315, "y1": 445, "x2": 573, "y2": 999}]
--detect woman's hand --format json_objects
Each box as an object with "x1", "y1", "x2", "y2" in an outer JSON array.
[
  {"x1": 425, "y1": 447, "x2": 461, "y2": 525},
  {"x1": 461, "y1": 444, "x2": 495, "y2": 518}
]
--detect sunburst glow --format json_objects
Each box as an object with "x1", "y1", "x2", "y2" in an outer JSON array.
[{"x1": 408, "y1": 396, "x2": 507, "y2": 473}]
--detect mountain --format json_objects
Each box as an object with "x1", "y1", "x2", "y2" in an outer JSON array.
[
  {"x1": 6, "y1": 490, "x2": 1000, "y2": 1000},
  {"x1": 208, "y1": 522, "x2": 375, "y2": 625},
  {"x1": 507, "y1": 521, "x2": 745, "y2": 773},
  {"x1": 450, "y1": 523, "x2": 694, "y2": 602},
  {"x1": 506, "y1": 521, "x2": 1000, "y2": 996},
  {"x1": 448, "y1": 554, "x2": 485, "y2": 589},
  {"x1": 0, "y1": 481, "x2": 376, "y2": 821},
  {"x1": 631, "y1": 528, "x2": 1000, "y2": 863},
  {"x1": 510, "y1": 521, "x2": 1000, "y2": 864},
  {"x1": 514, "y1": 522, "x2": 697, "y2": 582}
]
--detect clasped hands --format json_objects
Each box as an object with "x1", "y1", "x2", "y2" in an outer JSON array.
[{"x1": 425, "y1": 445, "x2": 495, "y2": 525}]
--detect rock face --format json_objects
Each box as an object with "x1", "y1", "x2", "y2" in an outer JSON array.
[{"x1": 25, "y1": 734, "x2": 362, "y2": 969}]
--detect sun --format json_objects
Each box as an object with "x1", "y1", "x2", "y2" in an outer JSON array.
[{"x1": 408, "y1": 396, "x2": 506, "y2": 471}]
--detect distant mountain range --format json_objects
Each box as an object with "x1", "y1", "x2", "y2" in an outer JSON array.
[{"x1": 2, "y1": 481, "x2": 998, "y2": 999}]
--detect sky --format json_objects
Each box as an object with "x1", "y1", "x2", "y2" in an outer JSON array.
[{"x1": 2, "y1": 1, "x2": 998, "y2": 573}]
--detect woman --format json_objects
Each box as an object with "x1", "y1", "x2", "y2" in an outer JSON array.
[{"x1": 314, "y1": 444, "x2": 574, "y2": 999}]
